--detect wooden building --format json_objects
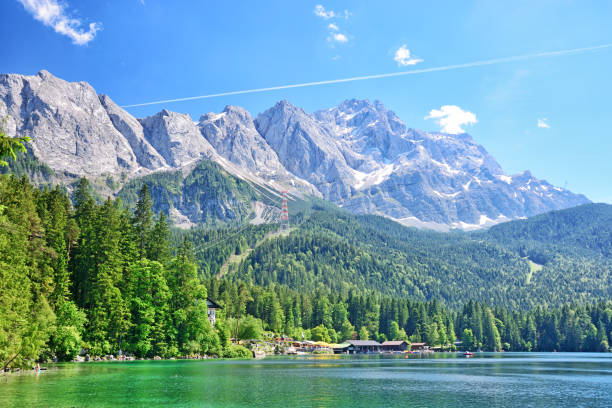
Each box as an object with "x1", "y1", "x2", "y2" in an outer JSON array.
[
  {"x1": 333, "y1": 343, "x2": 351, "y2": 354},
  {"x1": 344, "y1": 340, "x2": 382, "y2": 354},
  {"x1": 409, "y1": 342, "x2": 428, "y2": 351},
  {"x1": 381, "y1": 340, "x2": 410, "y2": 352}
]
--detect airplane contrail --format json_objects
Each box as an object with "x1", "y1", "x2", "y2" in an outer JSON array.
[{"x1": 121, "y1": 43, "x2": 612, "y2": 108}]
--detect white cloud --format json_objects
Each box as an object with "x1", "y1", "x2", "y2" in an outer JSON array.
[
  {"x1": 537, "y1": 118, "x2": 550, "y2": 129},
  {"x1": 314, "y1": 5, "x2": 336, "y2": 19},
  {"x1": 316, "y1": 5, "x2": 350, "y2": 45},
  {"x1": 314, "y1": 4, "x2": 350, "y2": 20},
  {"x1": 18, "y1": 0, "x2": 101, "y2": 45},
  {"x1": 394, "y1": 45, "x2": 423, "y2": 66},
  {"x1": 326, "y1": 23, "x2": 348, "y2": 44},
  {"x1": 328, "y1": 33, "x2": 348, "y2": 43},
  {"x1": 425, "y1": 105, "x2": 478, "y2": 134}
]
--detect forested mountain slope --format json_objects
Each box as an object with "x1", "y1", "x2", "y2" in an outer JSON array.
[
  {"x1": 118, "y1": 160, "x2": 261, "y2": 227},
  {"x1": 182, "y1": 203, "x2": 612, "y2": 309},
  {"x1": 483, "y1": 203, "x2": 612, "y2": 260}
]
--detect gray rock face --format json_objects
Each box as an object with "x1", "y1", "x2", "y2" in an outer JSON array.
[
  {"x1": 315, "y1": 99, "x2": 413, "y2": 165},
  {"x1": 311, "y1": 99, "x2": 589, "y2": 229},
  {"x1": 0, "y1": 70, "x2": 140, "y2": 177},
  {"x1": 99, "y1": 94, "x2": 167, "y2": 170},
  {"x1": 0, "y1": 70, "x2": 590, "y2": 229},
  {"x1": 139, "y1": 109, "x2": 216, "y2": 168},
  {"x1": 255, "y1": 100, "x2": 355, "y2": 200},
  {"x1": 198, "y1": 105, "x2": 287, "y2": 179}
]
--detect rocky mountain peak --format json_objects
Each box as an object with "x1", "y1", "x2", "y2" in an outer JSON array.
[
  {"x1": 98, "y1": 94, "x2": 167, "y2": 170},
  {"x1": 255, "y1": 98, "x2": 354, "y2": 200},
  {"x1": 223, "y1": 104, "x2": 249, "y2": 115},
  {"x1": 269, "y1": 99, "x2": 308, "y2": 117},
  {"x1": 138, "y1": 110, "x2": 215, "y2": 168},
  {"x1": 37, "y1": 69, "x2": 53, "y2": 79},
  {"x1": 198, "y1": 105, "x2": 289, "y2": 181},
  {"x1": 221, "y1": 105, "x2": 253, "y2": 126},
  {"x1": 0, "y1": 70, "x2": 140, "y2": 177},
  {"x1": 0, "y1": 70, "x2": 590, "y2": 230},
  {"x1": 513, "y1": 170, "x2": 534, "y2": 181}
]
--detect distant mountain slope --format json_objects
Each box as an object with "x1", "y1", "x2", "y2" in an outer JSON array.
[
  {"x1": 483, "y1": 203, "x2": 612, "y2": 260},
  {"x1": 0, "y1": 70, "x2": 589, "y2": 229},
  {"x1": 117, "y1": 160, "x2": 273, "y2": 227},
  {"x1": 192, "y1": 204, "x2": 611, "y2": 309},
  {"x1": 310, "y1": 99, "x2": 588, "y2": 229}
]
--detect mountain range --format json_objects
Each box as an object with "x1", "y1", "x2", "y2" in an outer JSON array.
[{"x1": 0, "y1": 70, "x2": 589, "y2": 230}]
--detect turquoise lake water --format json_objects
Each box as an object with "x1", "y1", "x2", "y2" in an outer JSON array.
[{"x1": 1, "y1": 353, "x2": 611, "y2": 407}]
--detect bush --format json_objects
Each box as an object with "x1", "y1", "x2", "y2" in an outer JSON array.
[
  {"x1": 236, "y1": 316, "x2": 263, "y2": 340},
  {"x1": 223, "y1": 345, "x2": 252, "y2": 359}
]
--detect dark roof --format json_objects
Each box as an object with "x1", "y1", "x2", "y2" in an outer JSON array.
[
  {"x1": 206, "y1": 298, "x2": 223, "y2": 309},
  {"x1": 381, "y1": 341, "x2": 408, "y2": 346},
  {"x1": 346, "y1": 340, "x2": 381, "y2": 346}
]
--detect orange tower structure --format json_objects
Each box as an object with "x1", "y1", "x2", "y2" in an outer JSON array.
[{"x1": 280, "y1": 190, "x2": 289, "y2": 231}]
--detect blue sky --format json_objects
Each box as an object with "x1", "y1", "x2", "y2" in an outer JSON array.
[{"x1": 2, "y1": 0, "x2": 612, "y2": 202}]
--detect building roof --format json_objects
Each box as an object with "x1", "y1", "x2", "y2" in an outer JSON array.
[
  {"x1": 206, "y1": 298, "x2": 222, "y2": 309},
  {"x1": 332, "y1": 343, "x2": 351, "y2": 348},
  {"x1": 346, "y1": 340, "x2": 381, "y2": 346},
  {"x1": 410, "y1": 342, "x2": 427, "y2": 347},
  {"x1": 381, "y1": 341, "x2": 409, "y2": 346}
]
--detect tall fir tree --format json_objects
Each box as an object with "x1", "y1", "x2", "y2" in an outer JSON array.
[
  {"x1": 133, "y1": 184, "x2": 154, "y2": 260},
  {"x1": 147, "y1": 211, "x2": 172, "y2": 264}
]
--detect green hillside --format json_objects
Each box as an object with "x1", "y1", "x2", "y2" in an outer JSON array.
[
  {"x1": 483, "y1": 203, "x2": 612, "y2": 260},
  {"x1": 189, "y1": 204, "x2": 612, "y2": 309},
  {"x1": 118, "y1": 160, "x2": 258, "y2": 226}
]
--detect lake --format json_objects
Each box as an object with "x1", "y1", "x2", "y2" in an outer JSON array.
[{"x1": 2, "y1": 353, "x2": 611, "y2": 407}]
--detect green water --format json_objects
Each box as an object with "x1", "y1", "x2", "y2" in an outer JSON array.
[{"x1": 2, "y1": 353, "x2": 611, "y2": 407}]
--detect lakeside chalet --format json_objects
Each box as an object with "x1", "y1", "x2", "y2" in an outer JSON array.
[
  {"x1": 381, "y1": 340, "x2": 410, "y2": 352},
  {"x1": 332, "y1": 340, "x2": 431, "y2": 354},
  {"x1": 409, "y1": 342, "x2": 429, "y2": 352},
  {"x1": 206, "y1": 298, "x2": 222, "y2": 326},
  {"x1": 343, "y1": 340, "x2": 382, "y2": 354}
]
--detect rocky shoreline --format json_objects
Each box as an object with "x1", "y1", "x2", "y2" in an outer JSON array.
[{"x1": 71, "y1": 353, "x2": 221, "y2": 363}]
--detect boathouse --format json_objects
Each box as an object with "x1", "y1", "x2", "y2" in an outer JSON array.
[
  {"x1": 206, "y1": 298, "x2": 222, "y2": 326},
  {"x1": 381, "y1": 340, "x2": 410, "y2": 352},
  {"x1": 344, "y1": 340, "x2": 381, "y2": 354},
  {"x1": 332, "y1": 343, "x2": 351, "y2": 354},
  {"x1": 409, "y1": 342, "x2": 428, "y2": 351}
]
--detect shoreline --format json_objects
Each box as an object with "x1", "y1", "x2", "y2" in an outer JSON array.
[{"x1": 5, "y1": 350, "x2": 611, "y2": 375}]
